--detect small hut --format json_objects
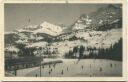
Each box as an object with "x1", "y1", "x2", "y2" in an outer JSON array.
[{"x1": 5, "y1": 56, "x2": 43, "y2": 76}]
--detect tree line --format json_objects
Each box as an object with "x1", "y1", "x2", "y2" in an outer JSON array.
[
  {"x1": 64, "y1": 38, "x2": 122, "y2": 61},
  {"x1": 7, "y1": 43, "x2": 58, "y2": 58}
]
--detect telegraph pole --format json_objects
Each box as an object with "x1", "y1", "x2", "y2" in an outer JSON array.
[
  {"x1": 36, "y1": 47, "x2": 42, "y2": 77},
  {"x1": 40, "y1": 60, "x2": 41, "y2": 77},
  {"x1": 39, "y1": 47, "x2": 42, "y2": 77}
]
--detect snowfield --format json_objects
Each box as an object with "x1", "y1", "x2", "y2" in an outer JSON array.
[
  {"x1": 33, "y1": 22, "x2": 63, "y2": 36},
  {"x1": 16, "y1": 59, "x2": 122, "y2": 77}
]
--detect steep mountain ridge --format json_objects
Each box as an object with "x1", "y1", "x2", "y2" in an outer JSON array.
[{"x1": 72, "y1": 4, "x2": 122, "y2": 31}]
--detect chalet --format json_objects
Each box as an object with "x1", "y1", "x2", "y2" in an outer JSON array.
[{"x1": 5, "y1": 57, "x2": 43, "y2": 71}]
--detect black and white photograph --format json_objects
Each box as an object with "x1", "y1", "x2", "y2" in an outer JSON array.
[{"x1": 4, "y1": 3, "x2": 122, "y2": 77}]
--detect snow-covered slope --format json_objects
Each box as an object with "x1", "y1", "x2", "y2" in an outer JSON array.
[
  {"x1": 19, "y1": 28, "x2": 121, "y2": 57},
  {"x1": 14, "y1": 21, "x2": 63, "y2": 36},
  {"x1": 33, "y1": 22, "x2": 63, "y2": 36},
  {"x1": 5, "y1": 29, "x2": 122, "y2": 58}
]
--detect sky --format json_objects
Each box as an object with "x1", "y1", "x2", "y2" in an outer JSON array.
[{"x1": 4, "y1": 3, "x2": 109, "y2": 32}]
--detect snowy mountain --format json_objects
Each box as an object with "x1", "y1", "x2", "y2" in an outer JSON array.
[
  {"x1": 4, "y1": 4, "x2": 122, "y2": 58},
  {"x1": 33, "y1": 22, "x2": 63, "y2": 36},
  {"x1": 4, "y1": 21, "x2": 63, "y2": 46},
  {"x1": 15, "y1": 21, "x2": 63, "y2": 36},
  {"x1": 72, "y1": 15, "x2": 92, "y2": 30},
  {"x1": 72, "y1": 4, "x2": 122, "y2": 31}
]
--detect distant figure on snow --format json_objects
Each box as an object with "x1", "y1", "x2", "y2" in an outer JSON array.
[
  {"x1": 110, "y1": 63, "x2": 113, "y2": 68},
  {"x1": 67, "y1": 67, "x2": 68, "y2": 71},
  {"x1": 49, "y1": 71, "x2": 51, "y2": 75},
  {"x1": 51, "y1": 69, "x2": 52, "y2": 72},
  {"x1": 81, "y1": 65, "x2": 84, "y2": 70},
  {"x1": 42, "y1": 65, "x2": 44, "y2": 68},
  {"x1": 99, "y1": 67, "x2": 102, "y2": 72},
  {"x1": 61, "y1": 70, "x2": 63, "y2": 75},
  {"x1": 35, "y1": 74, "x2": 38, "y2": 77}
]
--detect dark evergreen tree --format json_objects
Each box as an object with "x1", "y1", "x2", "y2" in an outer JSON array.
[
  {"x1": 73, "y1": 46, "x2": 78, "y2": 58},
  {"x1": 79, "y1": 45, "x2": 85, "y2": 59}
]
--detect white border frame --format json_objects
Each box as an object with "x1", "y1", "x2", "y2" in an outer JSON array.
[{"x1": 0, "y1": 0, "x2": 127, "y2": 81}]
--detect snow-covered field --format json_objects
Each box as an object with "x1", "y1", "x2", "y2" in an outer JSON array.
[{"x1": 17, "y1": 59, "x2": 122, "y2": 77}]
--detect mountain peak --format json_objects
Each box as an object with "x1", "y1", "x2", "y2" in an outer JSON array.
[
  {"x1": 33, "y1": 21, "x2": 63, "y2": 36},
  {"x1": 40, "y1": 21, "x2": 52, "y2": 26},
  {"x1": 40, "y1": 21, "x2": 59, "y2": 28},
  {"x1": 72, "y1": 4, "x2": 122, "y2": 31}
]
